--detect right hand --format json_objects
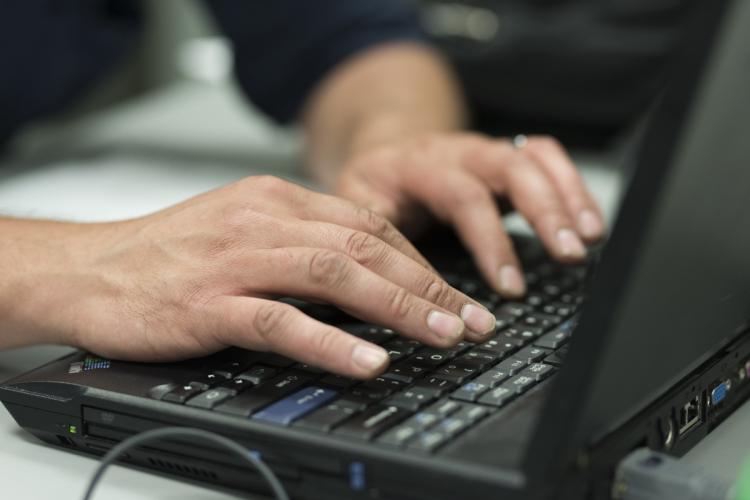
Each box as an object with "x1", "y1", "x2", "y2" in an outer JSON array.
[{"x1": 56, "y1": 176, "x2": 496, "y2": 378}]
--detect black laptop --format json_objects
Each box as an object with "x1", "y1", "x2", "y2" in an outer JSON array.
[{"x1": 2, "y1": 1, "x2": 750, "y2": 499}]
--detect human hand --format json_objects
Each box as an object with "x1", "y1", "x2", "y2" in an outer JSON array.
[
  {"x1": 57, "y1": 176, "x2": 496, "y2": 378},
  {"x1": 336, "y1": 133, "x2": 606, "y2": 298}
]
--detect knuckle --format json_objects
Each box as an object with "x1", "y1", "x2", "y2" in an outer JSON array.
[
  {"x1": 357, "y1": 207, "x2": 392, "y2": 238},
  {"x1": 252, "y1": 304, "x2": 290, "y2": 344},
  {"x1": 220, "y1": 202, "x2": 259, "y2": 230},
  {"x1": 529, "y1": 135, "x2": 561, "y2": 151},
  {"x1": 386, "y1": 287, "x2": 413, "y2": 321},
  {"x1": 248, "y1": 175, "x2": 289, "y2": 194},
  {"x1": 422, "y1": 278, "x2": 454, "y2": 306},
  {"x1": 344, "y1": 230, "x2": 383, "y2": 265},
  {"x1": 310, "y1": 328, "x2": 340, "y2": 362},
  {"x1": 307, "y1": 250, "x2": 351, "y2": 288}
]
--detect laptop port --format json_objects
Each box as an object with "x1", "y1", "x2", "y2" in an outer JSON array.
[
  {"x1": 677, "y1": 395, "x2": 702, "y2": 436},
  {"x1": 711, "y1": 380, "x2": 731, "y2": 406}
]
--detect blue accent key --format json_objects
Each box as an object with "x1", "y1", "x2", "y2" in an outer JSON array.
[{"x1": 252, "y1": 386, "x2": 338, "y2": 425}]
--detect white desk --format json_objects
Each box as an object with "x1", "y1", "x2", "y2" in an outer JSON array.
[{"x1": 1, "y1": 81, "x2": 748, "y2": 499}]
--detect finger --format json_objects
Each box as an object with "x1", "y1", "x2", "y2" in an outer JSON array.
[
  {"x1": 398, "y1": 165, "x2": 527, "y2": 298},
  {"x1": 523, "y1": 136, "x2": 605, "y2": 241},
  {"x1": 212, "y1": 296, "x2": 389, "y2": 378},
  {"x1": 256, "y1": 177, "x2": 435, "y2": 272},
  {"x1": 239, "y1": 248, "x2": 468, "y2": 347},
  {"x1": 287, "y1": 222, "x2": 496, "y2": 339},
  {"x1": 304, "y1": 193, "x2": 436, "y2": 272},
  {"x1": 498, "y1": 152, "x2": 588, "y2": 262}
]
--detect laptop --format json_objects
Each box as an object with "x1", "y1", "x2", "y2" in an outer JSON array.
[{"x1": 2, "y1": 1, "x2": 749, "y2": 499}]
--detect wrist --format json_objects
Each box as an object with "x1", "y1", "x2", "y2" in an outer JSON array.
[{"x1": 0, "y1": 219, "x2": 125, "y2": 349}]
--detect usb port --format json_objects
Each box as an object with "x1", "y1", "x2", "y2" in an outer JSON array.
[{"x1": 678, "y1": 395, "x2": 702, "y2": 436}]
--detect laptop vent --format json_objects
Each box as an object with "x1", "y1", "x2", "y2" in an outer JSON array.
[{"x1": 146, "y1": 456, "x2": 219, "y2": 481}]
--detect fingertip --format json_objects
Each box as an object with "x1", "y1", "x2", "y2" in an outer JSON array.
[
  {"x1": 555, "y1": 228, "x2": 587, "y2": 260},
  {"x1": 577, "y1": 210, "x2": 605, "y2": 241},
  {"x1": 351, "y1": 343, "x2": 389, "y2": 377},
  {"x1": 497, "y1": 265, "x2": 527, "y2": 299}
]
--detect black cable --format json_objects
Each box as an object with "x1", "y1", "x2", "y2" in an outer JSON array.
[{"x1": 81, "y1": 427, "x2": 290, "y2": 500}]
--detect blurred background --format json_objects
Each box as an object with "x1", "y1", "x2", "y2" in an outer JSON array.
[{"x1": 0, "y1": 0, "x2": 692, "y2": 222}]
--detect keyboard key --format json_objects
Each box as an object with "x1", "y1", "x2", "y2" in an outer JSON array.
[
  {"x1": 219, "y1": 377, "x2": 254, "y2": 394},
  {"x1": 425, "y1": 399, "x2": 463, "y2": 417},
  {"x1": 215, "y1": 371, "x2": 313, "y2": 417},
  {"x1": 377, "y1": 423, "x2": 420, "y2": 447},
  {"x1": 380, "y1": 370, "x2": 415, "y2": 385},
  {"x1": 334, "y1": 405, "x2": 410, "y2": 441},
  {"x1": 542, "y1": 302, "x2": 575, "y2": 317},
  {"x1": 319, "y1": 374, "x2": 358, "y2": 389},
  {"x1": 544, "y1": 345, "x2": 569, "y2": 367},
  {"x1": 294, "y1": 363, "x2": 326, "y2": 374},
  {"x1": 494, "y1": 358, "x2": 528, "y2": 377},
  {"x1": 407, "y1": 411, "x2": 440, "y2": 430},
  {"x1": 477, "y1": 386, "x2": 517, "y2": 408},
  {"x1": 454, "y1": 404, "x2": 490, "y2": 424},
  {"x1": 434, "y1": 363, "x2": 479, "y2": 384},
  {"x1": 495, "y1": 303, "x2": 533, "y2": 318},
  {"x1": 512, "y1": 346, "x2": 552, "y2": 364},
  {"x1": 186, "y1": 387, "x2": 236, "y2": 409},
  {"x1": 390, "y1": 361, "x2": 430, "y2": 379},
  {"x1": 189, "y1": 372, "x2": 227, "y2": 390},
  {"x1": 505, "y1": 324, "x2": 545, "y2": 340},
  {"x1": 214, "y1": 391, "x2": 277, "y2": 417},
  {"x1": 212, "y1": 361, "x2": 248, "y2": 379},
  {"x1": 385, "y1": 388, "x2": 438, "y2": 411},
  {"x1": 438, "y1": 415, "x2": 471, "y2": 437},
  {"x1": 411, "y1": 349, "x2": 454, "y2": 366},
  {"x1": 451, "y1": 381, "x2": 491, "y2": 402},
  {"x1": 412, "y1": 376, "x2": 457, "y2": 396},
  {"x1": 364, "y1": 377, "x2": 408, "y2": 392},
  {"x1": 534, "y1": 329, "x2": 570, "y2": 350},
  {"x1": 494, "y1": 313, "x2": 516, "y2": 330},
  {"x1": 520, "y1": 363, "x2": 556, "y2": 382},
  {"x1": 253, "y1": 386, "x2": 338, "y2": 426},
  {"x1": 502, "y1": 374, "x2": 537, "y2": 395},
  {"x1": 236, "y1": 365, "x2": 278, "y2": 385},
  {"x1": 347, "y1": 384, "x2": 393, "y2": 402},
  {"x1": 457, "y1": 350, "x2": 499, "y2": 369},
  {"x1": 476, "y1": 338, "x2": 518, "y2": 358},
  {"x1": 341, "y1": 325, "x2": 395, "y2": 345},
  {"x1": 407, "y1": 430, "x2": 449, "y2": 453},
  {"x1": 473, "y1": 368, "x2": 511, "y2": 388},
  {"x1": 162, "y1": 384, "x2": 204, "y2": 404},
  {"x1": 521, "y1": 313, "x2": 561, "y2": 330},
  {"x1": 294, "y1": 402, "x2": 358, "y2": 432},
  {"x1": 525, "y1": 293, "x2": 545, "y2": 307}
]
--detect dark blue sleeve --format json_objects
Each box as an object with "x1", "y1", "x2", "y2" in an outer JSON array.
[{"x1": 203, "y1": 0, "x2": 424, "y2": 123}]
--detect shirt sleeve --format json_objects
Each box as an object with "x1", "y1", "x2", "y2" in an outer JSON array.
[{"x1": 203, "y1": 0, "x2": 425, "y2": 124}]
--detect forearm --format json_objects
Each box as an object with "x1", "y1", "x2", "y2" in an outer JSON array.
[
  {"x1": 303, "y1": 42, "x2": 468, "y2": 188},
  {"x1": 0, "y1": 218, "x2": 113, "y2": 349}
]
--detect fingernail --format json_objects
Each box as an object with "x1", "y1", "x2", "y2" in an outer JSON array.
[
  {"x1": 460, "y1": 304, "x2": 496, "y2": 336},
  {"x1": 427, "y1": 310, "x2": 465, "y2": 341},
  {"x1": 578, "y1": 210, "x2": 603, "y2": 239},
  {"x1": 556, "y1": 228, "x2": 587, "y2": 258},
  {"x1": 498, "y1": 265, "x2": 526, "y2": 297},
  {"x1": 352, "y1": 344, "x2": 388, "y2": 373}
]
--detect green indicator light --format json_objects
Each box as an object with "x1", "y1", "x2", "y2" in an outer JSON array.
[{"x1": 68, "y1": 425, "x2": 78, "y2": 435}]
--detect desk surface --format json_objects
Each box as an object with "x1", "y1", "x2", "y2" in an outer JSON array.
[{"x1": 1, "y1": 82, "x2": 748, "y2": 499}]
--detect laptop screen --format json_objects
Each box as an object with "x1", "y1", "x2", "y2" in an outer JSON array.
[{"x1": 528, "y1": 0, "x2": 750, "y2": 478}]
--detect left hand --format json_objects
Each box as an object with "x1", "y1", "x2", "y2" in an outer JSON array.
[{"x1": 335, "y1": 132, "x2": 605, "y2": 298}]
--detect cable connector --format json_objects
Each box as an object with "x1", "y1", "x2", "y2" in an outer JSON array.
[{"x1": 613, "y1": 448, "x2": 734, "y2": 500}]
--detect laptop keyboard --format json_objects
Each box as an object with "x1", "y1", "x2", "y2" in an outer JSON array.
[{"x1": 149, "y1": 250, "x2": 587, "y2": 454}]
